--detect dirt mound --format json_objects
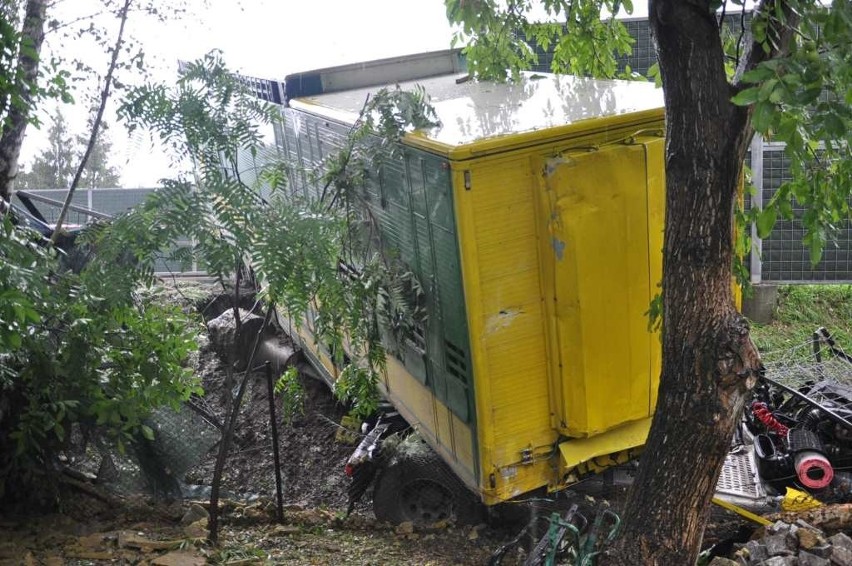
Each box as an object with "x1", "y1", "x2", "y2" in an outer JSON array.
[{"x1": 185, "y1": 329, "x2": 354, "y2": 511}]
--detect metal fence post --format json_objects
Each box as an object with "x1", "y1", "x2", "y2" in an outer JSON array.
[{"x1": 749, "y1": 134, "x2": 764, "y2": 285}]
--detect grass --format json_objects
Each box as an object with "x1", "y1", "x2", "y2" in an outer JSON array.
[{"x1": 749, "y1": 284, "x2": 852, "y2": 357}]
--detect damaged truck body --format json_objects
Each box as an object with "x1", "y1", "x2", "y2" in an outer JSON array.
[
  {"x1": 270, "y1": 50, "x2": 666, "y2": 518},
  {"x1": 255, "y1": 50, "x2": 852, "y2": 523}
]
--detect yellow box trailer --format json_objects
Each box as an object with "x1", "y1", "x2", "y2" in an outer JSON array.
[{"x1": 276, "y1": 50, "x2": 665, "y2": 508}]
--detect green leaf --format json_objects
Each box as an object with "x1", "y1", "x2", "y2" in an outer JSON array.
[
  {"x1": 741, "y1": 65, "x2": 774, "y2": 84},
  {"x1": 768, "y1": 84, "x2": 786, "y2": 104},
  {"x1": 756, "y1": 207, "x2": 777, "y2": 239},
  {"x1": 758, "y1": 79, "x2": 778, "y2": 101},
  {"x1": 731, "y1": 87, "x2": 760, "y2": 106},
  {"x1": 752, "y1": 101, "x2": 774, "y2": 132},
  {"x1": 141, "y1": 424, "x2": 155, "y2": 441},
  {"x1": 809, "y1": 235, "x2": 824, "y2": 266},
  {"x1": 822, "y1": 113, "x2": 846, "y2": 138}
]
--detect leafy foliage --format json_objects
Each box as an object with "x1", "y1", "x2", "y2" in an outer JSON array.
[
  {"x1": 446, "y1": 0, "x2": 635, "y2": 80},
  {"x1": 0, "y1": 2, "x2": 73, "y2": 133},
  {"x1": 731, "y1": 0, "x2": 852, "y2": 264},
  {"x1": 117, "y1": 52, "x2": 432, "y2": 418},
  {"x1": 0, "y1": 216, "x2": 201, "y2": 500},
  {"x1": 274, "y1": 366, "x2": 305, "y2": 424}
]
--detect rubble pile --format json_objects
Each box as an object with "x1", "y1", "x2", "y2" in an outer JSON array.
[{"x1": 711, "y1": 520, "x2": 852, "y2": 566}]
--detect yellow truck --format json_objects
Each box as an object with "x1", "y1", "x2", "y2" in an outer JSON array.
[{"x1": 274, "y1": 50, "x2": 666, "y2": 521}]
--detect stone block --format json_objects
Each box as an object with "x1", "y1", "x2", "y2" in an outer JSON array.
[
  {"x1": 831, "y1": 533, "x2": 852, "y2": 553},
  {"x1": 799, "y1": 551, "x2": 831, "y2": 566},
  {"x1": 745, "y1": 540, "x2": 770, "y2": 563},
  {"x1": 832, "y1": 546, "x2": 852, "y2": 566},
  {"x1": 765, "y1": 535, "x2": 793, "y2": 557}
]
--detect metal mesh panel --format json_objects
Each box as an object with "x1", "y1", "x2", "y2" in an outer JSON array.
[
  {"x1": 759, "y1": 148, "x2": 852, "y2": 282},
  {"x1": 91, "y1": 188, "x2": 151, "y2": 215},
  {"x1": 618, "y1": 19, "x2": 656, "y2": 76},
  {"x1": 716, "y1": 447, "x2": 764, "y2": 500},
  {"x1": 65, "y1": 403, "x2": 220, "y2": 499},
  {"x1": 14, "y1": 189, "x2": 90, "y2": 226},
  {"x1": 13, "y1": 188, "x2": 155, "y2": 223},
  {"x1": 761, "y1": 337, "x2": 852, "y2": 384},
  {"x1": 12, "y1": 188, "x2": 199, "y2": 275}
]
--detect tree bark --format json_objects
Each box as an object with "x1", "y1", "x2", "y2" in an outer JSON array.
[
  {"x1": 601, "y1": 1, "x2": 765, "y2": 563},
  {"x1": 0, "y1": 0, "x2": 47, "y2": 203}
]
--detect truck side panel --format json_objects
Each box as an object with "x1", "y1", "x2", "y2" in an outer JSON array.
[
  {"x1": 279, "y1": 108, "x2": 480, "y2": 490},
  {"x1": 451, "y1": 154, "x2": 556, "y2": 503}
]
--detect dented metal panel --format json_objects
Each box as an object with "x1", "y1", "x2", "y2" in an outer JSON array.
[
  {"x1": 451, "y1": 130, "x2": 665, "y2": 503},
  {"x1": 534, "y1": 139, "x2": 664, "y2": 437}
]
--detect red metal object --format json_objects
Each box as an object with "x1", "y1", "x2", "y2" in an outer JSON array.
[
  {"x1": 752, "y1": 402, "x2": 789, "y2": 436},
  {"x1": 795, "y1": 451, "x2": 834, "y2": 489}
]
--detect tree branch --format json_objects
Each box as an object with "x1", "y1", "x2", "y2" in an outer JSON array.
[
  {"x1": 50, "y1": 0, "x2": 131, "y2": 243},
  {"x1": 734, "y1": 0, "x2": 801, "y2": 85}
]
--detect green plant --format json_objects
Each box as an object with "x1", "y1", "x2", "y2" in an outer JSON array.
[
  {"x1": 118, "y1": 53, "x2": 432, "y2": 419},
  {"x1": 274, "y1": 366, "x2": 305, "y2": 424},
  {"x1": 0, "y1": 216, "x2": 202, "y2": 500},
  {"x1": 116, "y1": 51, "x2": 435, "y2": 542},
  {"x1": 733, "y1": 7, "x2": 852, "y2": 265}
]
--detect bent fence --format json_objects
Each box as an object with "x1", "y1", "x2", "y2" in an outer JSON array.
[{"x1": 11, "y1": 187, "x2": 197, "y2": 276}]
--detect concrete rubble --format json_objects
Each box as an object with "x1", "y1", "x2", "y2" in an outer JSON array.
[{"x1": 709, "y1": 519, "x2": 852, "y2": 566}]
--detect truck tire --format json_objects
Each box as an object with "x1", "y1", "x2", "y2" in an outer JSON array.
[{"x1": 372, "y1": 440, "x2": 482, "y2": 525}]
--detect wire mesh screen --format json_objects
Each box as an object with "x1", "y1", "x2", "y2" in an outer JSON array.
[
  {"x1": 65, "y1": 403, "x2": 220, "y2": 501},
  {"x1": 762, "y1": 339, "x2": 852, "y2": 388},
  {"x1": 13, "y1": 189, "x2": 91, "y2": 227},
  {"x1": 618, "y1": 19, "x2": 656, "y2": 76},
  {"x1": 13, "y1": 188, "x2": 153, "y2": 224},
  {"x1": 759, "y1": 148, "x2": 852, "y2": 282},
  {"x1": 12, "y1": 188, "x2": 199, "y2": 275},
  {"x1": 91, "y1": 188, "x2": 153, "y2": 216}
]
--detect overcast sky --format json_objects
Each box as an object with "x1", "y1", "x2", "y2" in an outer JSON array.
[
  {"x1": 22, "y1": 0, "x2": 651, "y2": 187},
  {"x1": 21, "y1": 0, "x2": 458, "y2": 186}
]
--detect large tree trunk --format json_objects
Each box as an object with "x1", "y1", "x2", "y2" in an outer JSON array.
[
  {"x1": 602, "y1": 1, "x2": 763, "y2": 563},
  {"x1": 0, "y1": 0, "x2": 47, "y2": 203}
]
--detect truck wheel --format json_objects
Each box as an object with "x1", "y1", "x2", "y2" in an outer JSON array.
[{"x1": 372, "y1": 442, "x2": 482, "y2": 525}]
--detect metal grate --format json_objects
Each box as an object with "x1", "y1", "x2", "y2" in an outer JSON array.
[
  {"x1": 445, "y1": 340, "x2": 468, "y2": 381},
  {"x1": 717, "y1": 446, "x2": 765, "y2": 501},
  {"x1": 618, "y1": 19, "x2": 656, "y2": 76},
  {"x1": 759, "y1": 148, "x2": 852, "y2": 283}
]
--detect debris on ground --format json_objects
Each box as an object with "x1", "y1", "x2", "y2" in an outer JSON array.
[
  {"x1": 711, "y1": 519, "x2": 852, "y2": 566},
  {"x1": 11, "y1": 282, "x2": 844, "y2": 564}
]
